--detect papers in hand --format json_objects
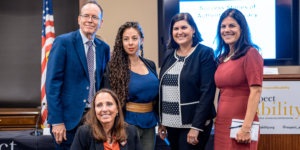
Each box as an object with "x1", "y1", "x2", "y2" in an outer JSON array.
[{"x1": 229, "y1": 119, "x2": 260, "y2": 141}]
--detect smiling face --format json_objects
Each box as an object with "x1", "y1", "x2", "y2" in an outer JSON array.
[
  {"x1": 95, "y1": 92, "x2": 118, "y2": 126},
  {"x1": 172, "y1": 20, "x2": 195, "y2": 47},
  {"x1": 220, "y1": 16, "x2": 241, "y2": 49},
  {"x1": 78, "y1": 3, "x2": 103, "y2": 39},
  {"x1": 122, "y1": 27, "x2": 144, "y2": 56}
]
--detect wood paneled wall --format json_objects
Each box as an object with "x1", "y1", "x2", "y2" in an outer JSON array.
[{"x1": 259, "y1": 135, "x2": 300, "y2": 150}]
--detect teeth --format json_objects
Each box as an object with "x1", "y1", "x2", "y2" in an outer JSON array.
[
  {"x1": 223, "y1": 35, "x2": 233, "y2": 37},
  {"x1": 176, "y1": 36, "x2": 185, "y2": 39}
]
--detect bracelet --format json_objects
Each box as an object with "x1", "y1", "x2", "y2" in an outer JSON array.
[{"x1": 241, "y1": 128, "x2": 251, "y2": 133}]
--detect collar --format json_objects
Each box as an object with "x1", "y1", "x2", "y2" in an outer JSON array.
[
  {"x1": 174, "y1": 43, "x2": 199, "y2": 60},
  {"x1": 79, "y1": 29, "x2": 95, "y2": 47}
]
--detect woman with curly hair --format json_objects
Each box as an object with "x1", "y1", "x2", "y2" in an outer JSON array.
[{"x1": 102, "y1": 21, "x2": 159, "y2": 150}]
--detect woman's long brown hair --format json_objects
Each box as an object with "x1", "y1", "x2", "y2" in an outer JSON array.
[
  {"x1": 85, "y1": 89, "x2": 127, "y2": 142},
  {"x1": 108, "y1": 21, "x2": 144, "y2": 105}
]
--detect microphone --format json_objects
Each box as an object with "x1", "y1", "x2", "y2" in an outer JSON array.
[{"x1": 30, "y1": 110, "x2": 42, "y2": 136}]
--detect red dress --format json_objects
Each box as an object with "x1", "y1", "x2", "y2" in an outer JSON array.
[{"x1": 214, "y1": 48, "x2": 263, "y2": 150}]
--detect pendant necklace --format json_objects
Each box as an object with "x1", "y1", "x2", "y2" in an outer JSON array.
[{"x1": 223, "y1": 52, "x2": 234, "y2": 62}]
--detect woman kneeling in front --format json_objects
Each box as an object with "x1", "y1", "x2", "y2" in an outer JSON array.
[{"x1": 71, "y1": 89, "x2": 142, "y2": 150}]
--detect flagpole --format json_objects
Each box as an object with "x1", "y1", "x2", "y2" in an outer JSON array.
[{"x1": 41, "y1": 0, "x2": 55, "y2": 130}]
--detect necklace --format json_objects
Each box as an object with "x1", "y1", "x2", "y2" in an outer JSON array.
[
  {"x1": 130, "y1": 57, "x2": 141, "y2": 66},
  {"x1": 177, "y1": 46, "x2": 193, "y2": 56},
  {"x1": 223, "y1": 53, "x2": 234, "y2": 62},
  {"x1": 177, "y1": 43, "x2": 199, "y2": 57}
]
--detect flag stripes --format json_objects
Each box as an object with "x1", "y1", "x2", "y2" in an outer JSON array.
[{"x1": 41, "y1": 0, "x2": 55, "y2": 128}]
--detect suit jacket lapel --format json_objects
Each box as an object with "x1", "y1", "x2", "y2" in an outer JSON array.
[
  {"x1": 95, "y1": 141, "x2": 126, "y2": 150},
  {"x1": 95, "y1": 141, "x2": 104, "y2": 150},
  {"x1": 74, "y1": 30, "x2": 89, "y2": 78},
  {"x1": 119, "y1": 143, "x2": 128, "y2": 150}
]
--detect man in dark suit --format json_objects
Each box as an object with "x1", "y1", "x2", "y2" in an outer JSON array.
[{"x1": 45, "y1": 1, "x2": 110, "y2": 149}]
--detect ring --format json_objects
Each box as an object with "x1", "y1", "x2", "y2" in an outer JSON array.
[{"x1": 191, "y1": 139, "x2": 195, "y2": 143}]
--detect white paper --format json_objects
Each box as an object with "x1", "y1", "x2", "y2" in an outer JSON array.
[
  {"x1": 229, "y1": 119, "x2": 260, "y2": 141},
  {"x1": 43, "y1": 127, "x2": 51, "y2": 135},
  {"x1": 263, "y1": 67, "x2": 279, "y2": 75}
]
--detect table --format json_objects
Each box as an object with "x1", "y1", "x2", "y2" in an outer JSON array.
[
  {"x1": 0, "y1": 130, "x2": 55, "y2": 150},
  {"x1": 0, "y1": 130, "x2": 213, "y2": 150}
]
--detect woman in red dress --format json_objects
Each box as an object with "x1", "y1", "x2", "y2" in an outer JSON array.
[{"x1": 214, "y1": 8, "x2": 263, "y2": 150}]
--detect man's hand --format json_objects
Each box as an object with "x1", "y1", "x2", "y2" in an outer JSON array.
[{"x1": 52, "y1": 124, "x2": 67, "y2": 144}]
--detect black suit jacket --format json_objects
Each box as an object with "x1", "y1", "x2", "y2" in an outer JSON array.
[
  {"x1": 70, "y1": 124, "x2": 142, "y2": 150},
  {"x1": 159, "y1": 43, "x2": 216, "y2": 130}
]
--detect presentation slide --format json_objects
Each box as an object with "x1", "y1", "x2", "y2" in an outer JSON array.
[{"x1": 180, "y1": 0, "x2": 275, "y2": 59}]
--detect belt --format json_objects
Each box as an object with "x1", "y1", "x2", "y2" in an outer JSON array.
[{"x1": 126, "y1": 102, "x2": 153, "y2": 113}]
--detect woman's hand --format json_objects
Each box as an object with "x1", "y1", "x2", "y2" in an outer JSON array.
[
  {"x1": 236, "y1": 128, "x2": 251, "y2": 144},
  {"x1": 187, "y1": 128, "x2": 199, "y2": 145},
  {"x1": 158, "y1": 125, "x2": 167, "y2": 140},
  {"x1": 236, "y1": 86, "x2": 262, "y2": 144}
]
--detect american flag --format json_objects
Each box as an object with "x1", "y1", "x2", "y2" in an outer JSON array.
[{"x1": 41, "y1": 0, "x2": 55, "y2": 128}]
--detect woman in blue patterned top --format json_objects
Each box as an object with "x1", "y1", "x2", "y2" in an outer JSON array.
[
  {"x1": 102, "y1": 21, "x2": 159, "y2": 150},
  {"x1": 158, "y1": 13, "x2": 216, "y2": 150}
]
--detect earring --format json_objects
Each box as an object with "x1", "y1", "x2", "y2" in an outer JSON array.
[{"x1": 116, "y1": 113, "x2": 119, "y2": 117}]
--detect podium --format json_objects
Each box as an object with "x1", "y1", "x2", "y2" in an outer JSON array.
[{"x1": 258, "y1": 74, "x2": 300, "y2": 150}]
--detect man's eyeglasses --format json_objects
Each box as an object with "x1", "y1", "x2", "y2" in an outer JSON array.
[{"x1": 80, "y1": 14, "x2": 100, "y2": 21}]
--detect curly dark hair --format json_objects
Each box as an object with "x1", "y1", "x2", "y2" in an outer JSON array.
[
  {"x1": 85, "y1": 89, "x2": 127, "y2": 142},
  {"x1": 109, "y1": 21, "x2": 144, "y2": 105}
]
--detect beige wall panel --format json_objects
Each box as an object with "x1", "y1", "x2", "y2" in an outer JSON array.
[{"x1": 96, "y1": 0, "x2": 158, "y2": 67}]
